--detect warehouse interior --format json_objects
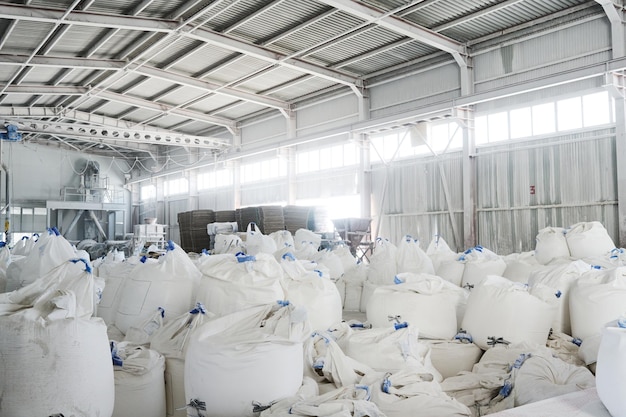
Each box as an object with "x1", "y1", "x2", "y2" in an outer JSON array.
[{"x1": 1, "y1": 1, "x2": 626, "y2": 416}]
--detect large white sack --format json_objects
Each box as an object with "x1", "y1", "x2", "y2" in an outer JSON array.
[
  {"x1": 280, "y1": 254, "x2": 342, "y2": 331},
  {"x1": 111, "y1": 342, "x2": 166, "y2": 417},
  {"x1": 459, "y1": 246, "x2": 507, "y2": 290},
  {"x1": 213, "y1": 233, "x2": 244, "y2": 254},
  {"x1": 424, "y1": 340, "x2": 484, "y2": 380},
  {"x1": 359, "y1": 280, "x2": 380, "y2": 313},
  {"x1": 566, "y1": 221, "x2": 615, "y2": 260},
  {"x1": 396, "y1": 235, "x2": 435, "y2": 275},
  {"x1": 570, "y1": 266, "x2": 626, "y2": 340},
  {"x1": 360, "y1": 368, "x2": 472, "y2": 417},
  {"x1": 596, "y1": 324, "x2": 626, "y2": 417},
  {"x1": 124, "y1": 306, "x2": 165, "y2": 345},
  {"x1": 436, "y1": 256, "x2": 465, "y2": 287},
  {"x1": 114, "y1": 241, "x2": 200, "y2": 334},
  {"x1": 366, "y1": 273, "x2": 467, "y2": 340},
  {"x1": 333, "y1": 244, "x2": 358, "y2": 272},
  {"x1": 96, "y1": 256, "x2": 141, "y2": 325},
  {"x1": 150, "y1": 304, "x2": 212, "y2": 417},
  {"x1": 426, "y1": 235, "x2": 456, "y2": 271},
  {"x1": 0, "y1": 241, "x2": 11, "y2": 293},
  {"x1": 185, "y1": 329, "x2": 303, "y2": 417},
  {"x1": 528, "y1": 260, "x2": 592, "y2": 335},
  {"x1": 344, "y1": 325, "x2": 442, "y2": 381},
  {"x1": 304, "y1": 330, "x2": 372, "y2": 388},
  {"x1": 513, "y1": 351, "x2": 595, "y2": 407},
  {"x1": 502, "y1": 251, "x2": 541, "y2": 283},
  {"x1": 196, "y1": 252, "x2": 285, "y2": 316},
  {"x1": 342, "y1": 262, "x2": 367, "y2": 311},
  {"x1": 313, "y1": 249, "x2": 345, "y2": 280},
  {"x1": 367, "y1": 237, "x2": 398, "y2": 285},
  {"x1": 10, "y1": 235, "x2": 32, "y2": 256},
  {"x1": 246, "y1": 222, "x2": 278, "y2": 255},
  {"x1": 0, "y1": 259, "x2": 114, "y2": 417},
  {"x1": 294, "y1": 228, "x2": 321, "y2": 251},
  {"x1": 5, "y1": 228, "x2": 78, "y2": 292},
  {"x1": 461, "y1": 276, "x2": 558, "y2": 350},
  {"x1": 535, "y1": 227, "x2": 570, "y2": 265}
]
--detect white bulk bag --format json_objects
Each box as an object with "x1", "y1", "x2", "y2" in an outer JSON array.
[
  {"x1": 114, "y1": 241, "x2": 200, "y2": 334},
  {"x1": 303, "y1": 330, "x2": 372, "y2": 388},
  {"x1": 196, "y1": 252, "x2": 284, "y2": 316},
  {"x1": 460, "y1": 246, "x2": 507, "y2": 289},
  {"x1": 360, "y1": 368, "x2": 472, "y2": 417},
  {"x1": 566, "y1": 221, "x2": 615, "y2": 260},
  {"x1": 185, "y1": 330, "x2": 303, "y2": 417},
  {"x1": 151, "y1": 304, "x2": 211, "y2": 417},
  {"x1": 366, "y1": 273, "x2": 467, "y2": 340},
  {"x1": 461, "y1": 276, "x2": 558, "y2": 350},
  {"x1": 513, "y1": 352, "x2": 595, "y2": 407},
  {"x1": 10, "y1": 235, "x2": 31, "y2": 256},
  {"x1": 528, "y1": 260, "x2": 591, "y2": 335},
  {"x1": 359, "y1": 280, "x2": 380, "y2": 313},
  {"x1": 502, "y1": 251, "x2": 540, "y2": 283},
  {"x1": 344, "y1": 325, "x2": 442, "y2": 381},
  {"x1": 535, "y1": 227, "x2": 570, "y2": 265},
  {"x1": 396, "y1": 235, "x2": 435, "y2": 275},
  {"x1": 596, "y1": 324, "x2": 626, "y2": 417},
  {"x1": 313, "y1": 249, "x2": 345, "y2": 280},
  {"x1": 343, "y1": 262, "x2": 367, "y2": 311},
  {"x1": 96, "y1": 257, "x2": 140, "y2": 326},
  {"x1": 367, "y1": 237, "x2": 398, "y2": 285},
  {"x1": 269, "y1": 230, "x2": 295, "y2": 251},
  {"x1": 294, "y1": 228, "x2": 321, "y2": 251},
  {"x1": 570, "y1": 267, "x2": 626, "y2": 341},
  {"x1": 436, "y1": 256, "x2": 466, "y2": 287},
  {"x1": 246, "y1": 222, "x2": 278, "y2": 255},
  {"x1": 0, "y1": 260, "x2": 114, "y2": 417},
  {"x1": 424, "y1": 340, "x2": 484, "y2": 379},
  {"x1": 5, "y1": 228, "x2": 78, "y2": 292},
  {"x1": 426, "y1": 235, "x2": 455, "y2": 271},
  {"x1": 213, "y1": 233, "x2": 244, "y2": 254},
  {"x1": 111, "y1": 342, "x2": 166, "y2": 417},
  {"x1": 280, "y1": 254, "x2": 342, "y2": 331},
  {"x1": 333, "y1": 244, "x2": 358, "y2": 272},
  {"x1": 124, "y1": 306, "x2": 165, "y2": 345}
]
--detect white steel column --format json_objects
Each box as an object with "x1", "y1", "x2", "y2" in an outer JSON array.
[
  {"x1": 607, "y1": 71, "x2": 626, "y2": 246},
  {"x1": 459, "y1": 107, "x2": 476, "y2": 249},
  {"x1": 232, "y1": 129, "x2": 242, "y2": 208},
  {"x1": 286, "y1": 112, "x2": 297, "y2": 205}
]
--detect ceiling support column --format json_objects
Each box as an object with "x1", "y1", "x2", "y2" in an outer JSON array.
[
  {"x1": 607, "y1": 71, "x2": 626, "y2": 246},
  {"x1": 596, "y1": 0, "x2": 625, "y2": 58},
  {"x1": 458, "y1": 107, "x2": 476, "y2": 249}
]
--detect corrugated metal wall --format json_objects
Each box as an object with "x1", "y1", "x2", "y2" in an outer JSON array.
[
  {"x1": 372, "y1": 152, "x2": 465, "y2": 251},
  {"x1": 296, "y1": 168, "x2": 358, "y2": 200},
  {"x1": 476, "y1": 128, "x2": 617, "y2": 254}
]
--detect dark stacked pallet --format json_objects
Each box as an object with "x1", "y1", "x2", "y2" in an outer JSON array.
[
  {"x1": 178, "y1": 210, "x2": 215, "y2": 253},
  {"x1": 259, "y1": 206, "x2": 285, "y2": 234},
  {"x1": 178, "y1": 211, "x2": 193, "y2": 252},
  {"x1": 283, "y1": 205, "x2": 313, "y2": 235},
  {"x1": 237, "y1": 206, "x2": 262, "y2": 233},
  {"x1": 215, "y1": 210, "x2": 236, "y2": 222}
]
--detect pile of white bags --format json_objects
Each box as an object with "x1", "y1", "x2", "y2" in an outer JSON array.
[
  {"x1": 596, "y1": 322, "x2": 626, "y2": 417},
  {"x1": 502, "y1": 251, "x2": 540, "y2": 283},
  {"x1": 360, "y1": 368, "x2": 472, "y2": 417},
  {"x1": 461, "y1": 276, "x2": 557, "y2": 350},
  {"x1": 0, "y1": 257, "x2": 114, "y2": 417},
  {"x1": 566, "y1": 221, "x2": 615, "y2": 260},
  {"x1": 366, "y1": 273, "x2": 467, "y2": 340},
  {"x1": 184, "y1": 304, "x2": 309, "y2": 417},
  {"x1": 344, "y1": 325, "x2": 442, "y2": 381},
  {"x1": 280, "y1": 253, "x2": 342, "y2": 331},
  {"x1": 114, "y1": 241, "x2": 200, "y2": 334},
  {"x1": 459, "y1": 246, "x2": 507, "y2": 289},
  {"x1": 196, "y1": 252, "x2": 284, "y2": 316},
  {"x1": 424, "y1": 340, "x2": 484, "y2": 379},
  {"x1": 570, "y1": 266, "x2": 626, "y2": 341},
  {"x1": 111, "y1": 341, "x2": 166, "y2": 417},
  {"x1": 294, "y1": 228, "x2": 322, "y2": 260},
  {"x1": 151, "y1": 303, "x2": 211, "y2": 417},
  {"x1": 246, "y1": 222, "x2": 278, "y2": 255},
  {"x1": 527, "y1": 260, "x2": 591, "y2": 335},
  {"x1": 535, "y1": 227, "x2": 570, "y2": 265},
  {"x1": 396, "y1": 235, "x2": 435, "y2": 275},
  {"x1": 5, "y1": 228, "x2": 79, "y2": 292}
]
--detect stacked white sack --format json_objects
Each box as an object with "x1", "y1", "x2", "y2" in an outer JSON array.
[
  {"x1": 396, "y1": 235, "x2": 435, "y2": 275},
  {"x1": 570, "y1": 266, "x2": 626, "y2": 341},
  {"x1": 460, "y1": 246, "x2": 507, "y2": 290},
  {"x1": 502, "y1": 251, "x2": 541, "y2": 283},
  {"x1": 366, "y1": 273, "x2": 467, "y2": 340},
  {"x1": 294, "y1": 228, "x2": 322, "y2": 260},
  {"x1": 423, "y1": 340, "x2": 484, "y2": 380},
  {"x1": 596, "y1": 320, "x2": 626, "y2": 417},
  {"x1": 111, "y1": 341, "x2": 166, "y2": 417},
  {"x1": 535, "y1": 227, "x2": 570, "y2": 265},
  {"x1": 114, "y1": 241, "x2": 200, "y2": 334},
  {"x1": 196, "y1": 252, "x2": 284, "y2": 316},
  {"x1": 150, "y1": 303, "x2": 211, "y2": 417},
  {"x1": 96, "y1": 254, "x2": 141, "y2": 326},
  {"x1": 6, "y1": 228, "x2": 80, "y2": 291},
  {"x1": 10, "y1": 235, "x2": 32, "y2": 256},
  {"x1": 280, "y1": 253, "x2": 342, "y2": 331},
  {"x1": 565, "y1": 221, "x2": 615, "y2": 260},
  {"x1": 0, "y1": 241, "x2": 11, "y2": 292},
  {"x1": 329, "y1": 244, "x2": 356, "y2": 307},
  {"x1": 184, "y1": 304, "x2": 309, "y2": 417},
  {"x1": 427, "y1": 235, "x2": 465, "y2": 286},
  {"x1": 0, "y1": 257, "x2": 114, "y2": 417},
  {"x1": 461, "y1": 276, "x2": 558, "y2": 350},
  {"x1": 213, "y1": 233, "x2": 244, "y2": 254},
  {"x1": 362, "y1": 237, "x2": 397, "y2": 312},
  {"x1": 246, "y1": 222, "x2": 278, "y2": 255},
  {"x1": 527, "y1": 260, "x2": 592, "y2": 335}
]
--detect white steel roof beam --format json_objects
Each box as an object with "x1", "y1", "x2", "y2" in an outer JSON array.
[
  {"x1": 595, "y1": 0, "x2": 625, "y2": 58},
  {"x1": 0, "y1": 54, "x2": 125, "y2": 69}
]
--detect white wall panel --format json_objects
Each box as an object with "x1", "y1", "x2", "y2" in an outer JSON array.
[
  {"x1": 296, "y1": 168, "x2": 358, "y2": 200},
  {"x1": 241, "y1": 181, "x2": 288, "y2": 207},
  {"x1": 198, "y1": 190, "x2": 235, "y2": 210},
  {"x1": 296, "y1": 94, "x2": 359, "y2": 137},
  {"x1": 241, "y1": 114, "x2": 287, "y2": 144}
]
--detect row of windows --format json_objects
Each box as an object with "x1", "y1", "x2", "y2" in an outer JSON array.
[{"x1": 141, "y1": 90, "x2": 614, "y2": 199}]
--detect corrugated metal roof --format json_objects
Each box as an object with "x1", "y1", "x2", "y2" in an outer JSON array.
[{"x1": 0, "y1": 0, "x2": 610, "y2": 158}]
